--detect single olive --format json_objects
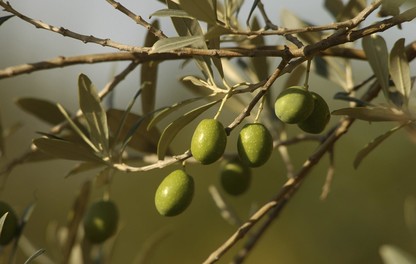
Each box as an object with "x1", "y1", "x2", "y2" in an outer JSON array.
[
  {"x1": 0, "y1": 201, "x2": 19, "y2": 245},
  {"x1": 191, "y1": 119, "x2": 227, "y2": 164},
  {"x1": 298, "y1": 92, "x2": 330, "y2": 134},
  {"x1": 274, "y1": 86, "x2": 315, "y2": 124},
  {"x1": 237, "y1": 123, "x2": 273, "y2": 167},
  {"x1": 83, "y1": 200, "x2": 118, "y2": 244},
  {"x1": 220, "y1": 157, "x2": 252, "y2": 196},
  {"x1": 155, "y1": 169, "x2": 194, "y2": 217}
]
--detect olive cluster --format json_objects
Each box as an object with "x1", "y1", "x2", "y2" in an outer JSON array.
[
  {"x1": 153, "y1": 85, "x2": 330, "y2": 217},
  {"x1": 274, "y1": 86, "x2": 330, "y2": 134}
]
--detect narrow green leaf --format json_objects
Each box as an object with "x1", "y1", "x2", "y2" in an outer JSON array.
[
  {"x1": 33, "y1": 138, "x2": 104, "y2": 163},
  {"x1": 57, "y1": 103, "x2": 99, "y2": 153},
  {"x1": 207, "y1": 25, "x2": 224, "y2": 80},
  {"x1": 0, "y1": 15, "x2": 14, "y2": 26},
  {"x1": 147, "y1": 96, "x2": 210, "y2": 130},
  {"x1": 362, "y1": 35, "x2": 390, "y2": 101},
  {"x1": 142, "y1": 20, "x2": 160, "y2": 114},
  {"x1": 354, "y1": 123, "x2": 408, "y2": 169},
  {"x1": 150, "y1": 9, "x2": 193, "y2": 19},
  {"x1": 380, "y1": 245, "x2": 416, "y2": 264},
  {"x1": 150, "y1": 36, "x2": 204, "y2": 53},
  {"x1": 390, "y1": 38, "x2": 411, "y2": 101},
  {"x1": 78, "y1": 74, "x2": 109, "y2": 154},
  {"x1": 107, "y1": 109, "x2": 161, "y2": 154},
  {"x1": 157, "y1": 100, "x2": 221, "y2": 160},
  {"x1": 24, "y1": 249, "x2": 46, "y2": 264},
  {"x1": 332, "y1": 107, "x2": 408, "y2": 122},
  {"x1": 179, "y1": 0, "x2": 216, "y2": 24},
  {"x1": 0, "y1": 213, "x2": 8, "y2": 239},
  {"x1": 246, "y1": 0, "x2": 260, "y2": 26},
  {"x1": 15, "y1": 98, "x2": 66, "y2": 125}
]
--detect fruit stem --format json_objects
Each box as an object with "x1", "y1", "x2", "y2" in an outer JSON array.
[
  {"x1": 254, "y1": 95, "x2": 266, "y2": 123},
  {"x1": 214, "y1": 93, "x2": 230, "y2": 120},
  {"x1": 303, "y1": 58, "x2": 312, "y2": 91}
]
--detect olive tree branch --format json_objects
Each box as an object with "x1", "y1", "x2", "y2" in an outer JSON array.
[
  {"x1": 0, "y1": 47, "x2": 368, "y2": 80},
  {"x1": 104, "y1": 0, "x2": 167, "y2": 39},
  {"x1": 236, "y1": 0, "x2": 382, "y2": 36}
]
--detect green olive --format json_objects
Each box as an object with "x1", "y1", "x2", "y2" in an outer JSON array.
[
  {"x1": 155, "y1": 169, "x2": 194, "y2": 217},
  {"x1": 83, "y1": 200, "x2": 118, "y2": 244},
  {"x1": 298, "y1": 92, "x2": 330, "y2": 134},
  {"x1": 0, "y1": 201, "x2": 18, "y2": 246},
  {"x1": 220, "y1": 157, "x2": 251, "y2": 196},
  {"x1": 274, "y1": 86, "x2": 314, "y2": 124},
  {"x1": 191, "y1": 119, "x2": 227, "y2": 164},
  {"x1": 237, "y1": 123, "x2": 273, "y2": 167}
]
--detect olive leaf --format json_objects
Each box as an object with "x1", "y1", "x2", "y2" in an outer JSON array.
[
  {"x1": 336, "y1": 0, "x2": 366, "y2": 21},
  {"x1": 15, "y1": 97, "x2": 66, "y2": 125},
  {"x1": 353, "y1": 122, "x2": 409, "y2": 169},
  {"x1": 157, "y1": 100, "x2": 221, "y2": 160},
  {"x1": 0, "y1": 212, "x2": 7, "y2": 239},
  {"x1": 379, "y1": 245, "x2": 416, "y2": 264},
  {"x1": 250, "y1": 17, "x2": 268, "y2": 81},
  {"x1": 78, "y1": 74, "x2": 109, "y2": 154},
  {"x1": 179, "y1": 0, "x2": 217, "y2": 24},
  {"x1": 0, "y1": 15, "x2": 14, "y2": 26},
  {"x1": 33, "y1": 138, "x2": 104, "y2": 163},
  {"x1": 362, "y1": 35, "x2": 390, "y2": 101},
  {"x1": 107, "y1": 109, "x2": 160, "y2": 154},
  {"x1": 150, "y1": 9, "x2": 193, "y2": 19},
  {"x1": 150, "y1": 36, "x2": 204, "y2": 54},
  {"x1": 378, "y1": 0, "x2": 406, "y2": 17},
  {"x1": 24, "y1": 249, "x2": 46, "y2": 264},
  {"x1": 389, "y1": 38, "x2": 411, "y2": 102},
  {"x1": 324, "y1": 0, "x2": 344, "y2": 19},
  {"x1": 141, "y1": 20, "x2": 160, "y2": 114},
  {"x1": 332, "y1": 106, "x2": 409, "y2": 122}
]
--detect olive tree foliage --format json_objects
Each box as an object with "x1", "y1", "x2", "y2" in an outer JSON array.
[{"x1": 1, "y1": 0, "x2": 416, "y2": 263}]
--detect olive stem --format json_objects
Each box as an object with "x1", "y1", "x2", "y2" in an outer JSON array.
[
  {"x1": 254, "y1": 95, "x2": 266, "y2": 123},
  {"x1": 303, "y1": 58, "x2": 312, "y2": 90},
  {"x1": 214, "y1": 92, "x2": 231, "y2": 120}
]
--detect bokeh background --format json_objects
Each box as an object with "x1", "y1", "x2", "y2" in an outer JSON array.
[{"x1": 1, "y1": 0, "x2": 416, "y2": 263}]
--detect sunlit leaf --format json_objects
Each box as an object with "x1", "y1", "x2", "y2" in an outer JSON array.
[
  {"x1": 362, "y1": 35, "x2": 390, "y2": 101},
  {"x1": 107, "y1": 109, "x2": 160, "y2": 154},
  {"x1": 179, "y1": 0, "x2": 217, "y2": 24},
  {"x1": 157, "y1": 100, "x2": 221, "y2": 160},
  {"x1": 150, "y1": 36, "x2": 204, "y2": 53},
  {"x1": 354, "y1": 123, "x2": 408, "y2": 169},
  {"x1": 141, "y1": 20, "x2": 160, "y2": 114},
  {"x1": 0, "y1": 15, "x2": 14, "y2": 26},
  {"x1": 78, "y1": 74, "x2": 109, "y2": 154},
  {"x1": 15, "y1": 98, "x2": 66, "y2": 125},
  {"x1": 390, "y1": 38, "x2": 411, "y2": 101},
  {"x1": 332, "y1": 106, "x2": 408, "y2": 122},
  {"x1": 380, "y1": 244, "x2": 416, "y2": 264},
  {"x1": 150, "y1": 9, "x2": 193, "y2": 19},
  {"x1": 33, "y1": 138, "x2": 104, "y2": 163}
]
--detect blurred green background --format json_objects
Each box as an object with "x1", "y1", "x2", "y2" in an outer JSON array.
[{"x1": 1, "y1": 1, "x2": 416, "y2": 263}]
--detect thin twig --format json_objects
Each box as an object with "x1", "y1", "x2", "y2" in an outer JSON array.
[
  {"x1": 105, "y1": 0, "x2": 167, "y2": 39},
  {"x1": 320, "y1": 147, "x2": 335, "y2": 200},
  {"x1": 208, "y1": 185, "x2": 242, "y2": 226}
]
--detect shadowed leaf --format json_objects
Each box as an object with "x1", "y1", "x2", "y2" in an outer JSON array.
[
  {"x1": 107, "y1": 109, "x2": 161, "y2": 154},
  {"x1": 390, "y1": 38, "x2": 411, "y2": 101},
  {"x1": 379, "y1": 0, "x2": 406, "y2": 17},
  {"x1": 33, "y1": 138, "x2": 103, "y2": 163},
  {"x1": 332, "y1": 107, "x2": 408, "y2": 122},
  {"x1": 65, "y1": 162, "x2": 103, "y2": 178},
  {"x1": 337, "y1": 0, "x2": 366, "y2": 21},
  {"x1": 354, "y1": 123, "x2": 408, "y2": 169},
  {"x1": 324, "y1": 0, "x2": 344, "y2": 19},
  {"x1": 16, "y1": 98, "x2": 66, "y2": 125},
  {"x1": 141, "y1": 20, "x2": 160, "y2": 114},
  {"x1": 0, "y1": 15, "x2": 14, "y2": 26},
  {"x1": 24, "y1": 248, "x2": 46, "y2": 264},
  {"x1": 362, "y1": 35, "x2": 390, "y2": 101},
  {"x1": 78, "y1": 74, "x2": 109, "y2": 154},
  {"x1": 179, "y1": 0, "x2": 217, "y2": 24},
  {"x1": 157, "y1": 100, "x2": 221, "y2": 160}
]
